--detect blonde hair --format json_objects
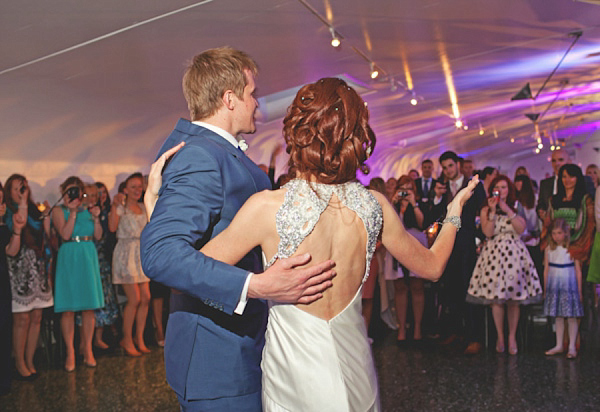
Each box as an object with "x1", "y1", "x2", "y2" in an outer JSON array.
[
  {"x1": 547, "y1": 218, "x2": 571, "y2": 250},
  {"x1": 182, "y1": 47, "x2": 258, "y2": 121}
]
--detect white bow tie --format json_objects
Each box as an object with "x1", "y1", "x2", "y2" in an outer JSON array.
[{"x1": 238, "y1": 139, "x2": 248, "y2": 152}]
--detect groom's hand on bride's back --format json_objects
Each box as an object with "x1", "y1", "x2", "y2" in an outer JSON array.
[{"x1": 247, "y1": 253, "x2": 336, "y2": 304}]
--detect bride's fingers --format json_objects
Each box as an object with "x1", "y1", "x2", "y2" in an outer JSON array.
[{"x1": 153, "y1": 142, "x2": 185, "y2": 172}]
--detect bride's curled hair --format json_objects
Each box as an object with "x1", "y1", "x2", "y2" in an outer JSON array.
[{"x1": 283, "y1": 78, "x2": 376, "y2": 184}]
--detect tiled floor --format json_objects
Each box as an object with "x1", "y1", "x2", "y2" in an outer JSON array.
[{"x1": 2, "y1": 319, "x2": 600, "y2": 411}]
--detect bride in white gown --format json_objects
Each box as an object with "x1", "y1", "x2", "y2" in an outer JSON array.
[{"x1": 146, "y1": 78, "x2": 477, "y2": 411}]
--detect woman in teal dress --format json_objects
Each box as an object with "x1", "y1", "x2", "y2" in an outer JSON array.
[{"x1": 52, "y1": 176, "x2": 104, "y2": 371}]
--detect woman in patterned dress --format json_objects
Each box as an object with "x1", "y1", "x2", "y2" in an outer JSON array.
[
  {"x1": 4, "y1": 175, "x2": 53, "y2": 379},
  {"x1": 467, "y1": 175, "x2": 542, "y2": 355}
]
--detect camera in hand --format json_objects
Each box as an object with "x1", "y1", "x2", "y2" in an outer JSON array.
[
  {"x1": 492, "y1": 190, "x2": 500, "y2": 197},
  {"x1": 20, "y1": 184, "x2": 27, "y2": 194},
  {"x1": 397, "y1": 190, "x2": 409, "y2": 197},
  {"x1": 66, "y1": 186, "x2": 81, "y2": 201}
]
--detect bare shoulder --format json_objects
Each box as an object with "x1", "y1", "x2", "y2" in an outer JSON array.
[
  {"x1": 368, "y1": 189, "x2": 389, "y2": 207},
  {"x1": 242, "y1": 188, "x2": 287, "y2": 215}
]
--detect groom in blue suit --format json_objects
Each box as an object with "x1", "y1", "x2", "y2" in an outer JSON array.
[{"x1": 141, "y1": 48, "x2": 335, "y2": 411}]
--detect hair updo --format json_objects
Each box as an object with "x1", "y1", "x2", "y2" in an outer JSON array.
[{"x1": 283, "y1": 78, "x2": 376, "y2": 184}]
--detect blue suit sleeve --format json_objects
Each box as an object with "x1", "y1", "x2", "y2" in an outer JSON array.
[{"x1": 140, "y1": 144, "x2": 249, "y2": 315}]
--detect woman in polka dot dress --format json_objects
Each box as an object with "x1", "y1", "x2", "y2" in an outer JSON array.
[{"x1": 467, "y1": 175, "x2": 542, "y2": 355}]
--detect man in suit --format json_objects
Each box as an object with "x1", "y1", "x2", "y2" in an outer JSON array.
[
  {"x1": 415, "y1": 159, "x2": 436, "y2": 202},
  {"x1": 537, "y1": 148, "x2": 595, "y2": 220},
  {"x1": 430, "y1": 151, "x2": 486, "y2": 354},
  {"x1": 140, "y1": 47, "x2": 335, "y2": 411}
]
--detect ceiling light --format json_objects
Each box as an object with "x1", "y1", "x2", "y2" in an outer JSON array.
[
  {"x1": 510, "y1": 138, "x2": 515, "y2": 143},
  {"x1": 463, "y1": 125, "x2": 469, "y2": 131},
  {"x1": 550, "y1": 145, "x2": 555, "y2": 151},
  {"x1": 455, "y1": 119, "x2": 463, "y2": 128},
  {"x1": 538, "y1": 143, "x2": 543, "y2": 149},
  {"x1": 370, "y1": 63, "x2": 379, "y2": 79},
  {"x1": 410, "y1": 97, "x2": 418, "y2": 106},
  {"x1": 479, "y1": 129, "x2": 484, "y2": 135},
  {"x1": 329, "y1": 27, "x2": 341, "y2": 48},
  {"x1": 535, "y1": 148, "x2": 541, "y2": 154}
]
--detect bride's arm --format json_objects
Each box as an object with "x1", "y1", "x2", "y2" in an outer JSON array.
[
  {"x1": 374, "y1": 176, "x2": 479, "y2": 281},
  {"x1": 199, "y1": 191, "x2": 273, "y2": 265}
]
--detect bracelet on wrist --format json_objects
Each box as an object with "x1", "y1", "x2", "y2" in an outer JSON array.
[{"x1": 442, "y1": 215, "x2": 461, "y2": 230}]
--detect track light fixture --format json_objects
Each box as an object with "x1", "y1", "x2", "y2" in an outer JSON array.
[
  {"x1": 329, "y1": 27, "x2": 341, "y2": 48},
  {"x1": 455, "y1": 119, "x2": 463, "y2": 129},
  {"x1": 370, "y1": 62, "x2": 379, "y2": 79},
  {"x1": 510, "y1": 30, "x2": 582, "y2": 102}
]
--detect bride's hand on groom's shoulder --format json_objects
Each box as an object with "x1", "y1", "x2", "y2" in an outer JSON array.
[
  {"x1": 145, "y1": 141, "x2": 185, "y2": 219},
  {"x1": 248, "y1": 253, "x2": 336, "y2": 304}
]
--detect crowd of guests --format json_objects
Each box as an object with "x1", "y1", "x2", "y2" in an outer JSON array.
[
  {"x1": 0, "y1": 148, "x2": 598, "y2": 396},
  {"x1": 363, "y1": 149, "x2": 599, "y2": 360},
  {"x1": 0, "y1": 172, "x2": 167, "y2": 395}
]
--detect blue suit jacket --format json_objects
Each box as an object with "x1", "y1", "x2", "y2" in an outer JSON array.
[{"x1": 140, "y1": 119, "x2": 271, "y2": 404}]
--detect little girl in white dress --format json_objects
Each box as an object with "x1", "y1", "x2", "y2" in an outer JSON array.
[{"x1": 543, "y1": 218, "x2": 583, "y2": 359}]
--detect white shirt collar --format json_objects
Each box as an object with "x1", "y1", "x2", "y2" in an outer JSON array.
[
  {"x1": 450, "y1": 174, "x2": 464, "y2": 195},
  {"x1": 192, "y1": 121, "x2": 239, "y2": 149}
]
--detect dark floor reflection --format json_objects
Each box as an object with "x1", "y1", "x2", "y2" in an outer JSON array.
[{"x1": 2, "y1": 322, "x2": 600, "y2": 411}]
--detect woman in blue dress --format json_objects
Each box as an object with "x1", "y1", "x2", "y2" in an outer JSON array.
[{"x1": 51, "y1": 176, "x2": 104, "y2": 371}]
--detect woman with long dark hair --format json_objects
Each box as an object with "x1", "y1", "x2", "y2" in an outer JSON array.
[
  {"x1": 541, "y1": 164, "x2": 595, "y2": 265},
  {"x1": 4, "y1": 175, "x2": 53, "y2": 379}
]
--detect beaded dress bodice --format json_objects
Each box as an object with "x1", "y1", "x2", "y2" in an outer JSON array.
[{"x1": 266, "y1": 178, "x2": 383, "y2": 283}]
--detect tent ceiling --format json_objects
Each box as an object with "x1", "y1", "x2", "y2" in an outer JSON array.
[{"x1": 2, "y1": 0, "x2": 600, "y2": 186}]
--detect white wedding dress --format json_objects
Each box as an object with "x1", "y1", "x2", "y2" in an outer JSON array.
[{"x1": 261, "y1": 179, "x2": 383, "y2": 412}]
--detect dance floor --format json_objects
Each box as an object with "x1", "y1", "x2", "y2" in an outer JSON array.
[{"x1": 2, "y1": 315, "x2": 600, "y2": 412}]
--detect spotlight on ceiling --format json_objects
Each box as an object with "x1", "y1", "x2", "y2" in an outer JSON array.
[
  {"x1": 329, "y1": 27, "x2": 341, "y2": 48},
  {"x1": 455, "y1": 119, "x2": 463, "y2": 128},
  {"x1": 511, "y1": 83, "x2": 533, "y2": 101},
  {"x1": 538, "y1": 143, "x2": 543, "y2": 149},
  {"x1": 535, "y1": 148, "x2": 541, "y2": 154},
  {"x1": 550, "y1": 145, "x2": 556, "y2": 151},
  {"x1": 463, "y1": 125, "x2": 469, "y2": 131},
  {"x1": 510, "y1": 138, "x2": 515, "y2": 143},
  {"x1": 370, "y1": 62, "x2": 379, "y2": 79},
  {"x1": 479, "y1": 129, "x2": 484, "y2": 135},
  {"x1": 410, "y1": 97, "x2": 418, "y2": 106}
]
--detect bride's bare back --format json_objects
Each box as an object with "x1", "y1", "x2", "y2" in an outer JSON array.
[{"x1": 258, "y1": 180, "x2": 377, "y2": 321}]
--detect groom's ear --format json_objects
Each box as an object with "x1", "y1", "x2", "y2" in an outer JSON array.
[{"x1": 222, "y1": 90, "x2": 235, "y2": 110}]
